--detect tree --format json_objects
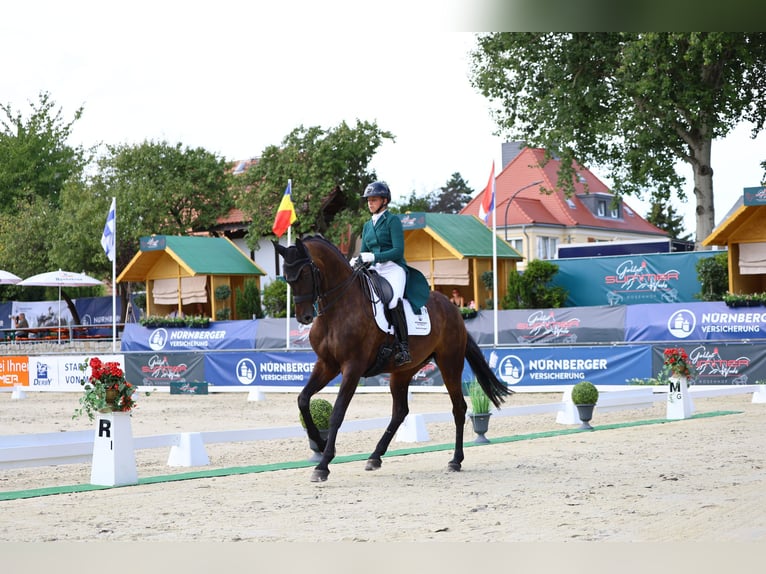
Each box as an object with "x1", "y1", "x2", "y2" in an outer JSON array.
[
  {"x1": 234, "y1": 120, "x2": 394, "y2": 248},
  {"x1": 695, "y1": 252, "x2": 729, "y2": 301},
  {"x1": 646, "y1": 196, "x2": 692, "y2": 242},
  {"x1": 502, "y1": 260, "x2": 568, "y2": 309},
  {"x1": 430, "y1": 173, "x2": 474, "y2": 213},
  {"x1": 392, "y1": 172, "x2": 474, "y2": 214},
  {"x1": 90, "y1": 140, "x2": 234, "y2": 267},
  {"x1": 393, "y1": 190, "x2": 431, "y2": 213},
  {"x1": 0, "y1": 91, "x2": 89, "y2": 212},
  {"x1": 470, "y1": 33, "x2": 766, "y2": 247}
]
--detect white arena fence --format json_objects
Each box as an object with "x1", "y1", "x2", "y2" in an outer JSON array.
[{"x1": 2, "y1": 384, "x2": 764, "y2": 471}]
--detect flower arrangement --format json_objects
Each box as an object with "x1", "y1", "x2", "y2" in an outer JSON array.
[
  {"x1": 662, "y1": 347, "x2": 696, "y2": 379},
  {"x1": 73, "y1": 357, "x2": 138, "y2": 421}
]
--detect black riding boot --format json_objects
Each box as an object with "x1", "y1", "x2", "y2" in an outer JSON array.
[{"x1": 391, "y1": 300, "x2": 412, "y2": 366}]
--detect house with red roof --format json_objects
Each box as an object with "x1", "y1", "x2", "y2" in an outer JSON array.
[{"x1": 461, "y1": 144, "x2": 668, "y2": 269}]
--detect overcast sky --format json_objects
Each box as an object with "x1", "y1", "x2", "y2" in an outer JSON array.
[{"x1": 3, "y1": 2, "x2": 764, "y2": 234}]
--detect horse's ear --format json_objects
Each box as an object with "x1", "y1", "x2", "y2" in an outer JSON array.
[
  {"x1": 295, "y1": 238, "x2": 307, "y2": 258},
  {"x1": 272, "y1": 240, "x2": 284, "y2": 258}
]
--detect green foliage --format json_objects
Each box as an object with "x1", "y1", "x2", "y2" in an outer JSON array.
[
  {"x1": 300, "y1": 397, "x2": 334, "y2": 430},
  {"x1": 467, "y1": 380, "x2": 491, "y2": 414},
  {"x1": 470, "y1": 33, "x2": 766, "y2": 243},
  {"x1": 139, "y1": 315, "x2": 210, "y2": 328},
  {"x1": 214, "y1": 285, "x2": 232, "y2": 301},
  {"x1": 236, "y1": 279, "x2": 264, "y2": 319},
  {"x1": 395, "y1": 172, "x2": 474, "y2": 214},
  {"x1": 502, "y1": 260, "x2": 568, "y2": 309},
  {"x1": 695, "y1": 252, "x2": 729, "y2": 301},
  {"x1": 92, "y1": 140, "x2": 233, "y2": 266},
  {"x1": 215, "y1": 308, "x2": 231, "y2": 321},
  {"x1": 234, "y1": 120, "x2": 394, "y2": 248},
  {"x1": 0, "y1": 91, "x2": 89, "y2": 212},
  {"x1": 262, "y1": 279, "x2": 288, "y2": 318},
  {"x1": 646, "y1": 196, "x2": 692, "y2": 242},
  {"x1": 571, "y1": 381, "x2": 599, "y2": 405}
]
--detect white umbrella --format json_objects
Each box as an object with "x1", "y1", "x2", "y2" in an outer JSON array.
[
  {"x1": 0, "y1": 270, "x2": 22, "y2": 285},
  {"x1": 18, "y1": 269, "x2": 103, "y2": 342}
]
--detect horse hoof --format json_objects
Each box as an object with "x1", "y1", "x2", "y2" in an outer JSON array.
[
  {"x1": 448, "y1": 461, "x2": 462, "y2": 472},
  {"x1": 311, "y1": 469, "x2": 330, "y2": 482},
  {"x1": 365, "y1": 458, "x2": 382, "y2": 471}
]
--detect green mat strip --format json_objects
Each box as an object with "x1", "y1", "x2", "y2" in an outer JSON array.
[{"x1": 0, "y1": 410, "x2": 740, "y2": 501}]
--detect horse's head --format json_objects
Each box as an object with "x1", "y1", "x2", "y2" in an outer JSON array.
[
  {"x1": 273, "y1": 236, "x2": 355, "y2": 325},
  {"x1": 273, "y1": 238, "x2": 318, "y2": 325}
]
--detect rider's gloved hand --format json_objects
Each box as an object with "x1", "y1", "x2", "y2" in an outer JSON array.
[{"x1": 360, "y1": 252, "x2": 375, "y2": 264}]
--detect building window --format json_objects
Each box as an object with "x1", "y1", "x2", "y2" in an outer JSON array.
[
  {"x1": 507, "y1": 238, "x2": 523, "y2": 254},
  {"x1": 610, "y1": 206, "x2": 620, "y2": 218},
  {"x1": 597, "y1": 200, "x2": 606, "y2": 217},
  {"x1": 537, "y1": 236, "x2": 558, "y2": 260}
]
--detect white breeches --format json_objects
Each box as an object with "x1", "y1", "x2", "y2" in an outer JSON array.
[{"x1": 373, "y1": 261, "x2": 406, "y2": 309}]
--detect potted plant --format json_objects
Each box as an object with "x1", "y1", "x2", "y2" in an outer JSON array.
[
  {"x1": 73, "y1": 357, "x2": 142, "y2": 422},
  {"x1": 723, "y1": 292, "x2": 758, "y2": 307},
  {"x1": 571, "y1": 380, "x2": 599, "y2": 430},
  {"x1": 300, "y1": 397, "x2": 333, "y2": 460},
  {"x1": 466, "y1": 380, "x2": 492, "y2": 443}
]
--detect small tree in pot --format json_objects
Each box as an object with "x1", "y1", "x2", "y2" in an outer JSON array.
[
  {"x1": 571, "y1": 381, "x2": 599, "y2": 430},
  {"x1": 300, "y1": 397, "x2": 333, "y2": 461},
  {"x1": 467, "y1": 380, "x2": 492, "y2": 443}
]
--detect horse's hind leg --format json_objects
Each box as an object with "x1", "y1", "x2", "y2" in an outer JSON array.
[
  {"x1": 435, "y1": 356, "x2": 467, "y2": 472},
  {"x1": 365, "y1": 372, "x2": 414, "y2": 471}
]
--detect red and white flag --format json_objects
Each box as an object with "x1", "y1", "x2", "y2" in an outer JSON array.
[{"x1": 478, "y1": 161, "x2": 495, "y2": 225}]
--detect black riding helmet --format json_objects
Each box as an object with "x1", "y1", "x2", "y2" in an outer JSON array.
[{"x1": 362, "y1": 181, "x2": 391, "y2": 202}]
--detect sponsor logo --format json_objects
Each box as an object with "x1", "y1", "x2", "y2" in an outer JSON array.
[
  {"x1": 149, "y1": 328, "x2": 169, "y2": 350},
  {"x1": 515, "y1": 310, "x2": 580, "y2": 343},
  {"x1": 236, "y1": 358, "x2": 257, "y2": 385},
  {"x1": 33, "y1": 361, "x2": 52, "y2": 386},
  {"x1": 140, "y1": 354, "x2": 188, "y2": 383},
  {"x1": 496, "y1": 354, "x2": 524, "y2": 385},
  {"x1": 667, "y1": 309, "x2": 696, "y2": 339},
  {"x1": 688, "y1": 345, "x2": 750, "y2": 379}
]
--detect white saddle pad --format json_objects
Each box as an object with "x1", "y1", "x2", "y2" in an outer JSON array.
[{"x1": 372, "y1": 299, "x2": 431, "y2": 336}]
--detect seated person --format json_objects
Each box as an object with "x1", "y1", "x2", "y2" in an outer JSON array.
[
  {"x1": 449, "y1": 289, "x2": 465, "y2": 307},
  {"x1": 13, "y1": 312, "x2": 29, "y2": 338}
]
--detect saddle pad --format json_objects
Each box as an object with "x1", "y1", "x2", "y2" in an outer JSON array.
[{"x1": 372, "y1": 299, "x2": 431, "y2": 336}]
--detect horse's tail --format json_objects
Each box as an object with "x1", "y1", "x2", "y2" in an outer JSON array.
[{"x1": 464, "y1": 333, "x2": 513, "y2": 408}]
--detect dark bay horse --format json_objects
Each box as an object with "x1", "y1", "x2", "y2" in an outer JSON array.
[{"x1": 275, "y1": 235, "x2": 511, "y2": 482}]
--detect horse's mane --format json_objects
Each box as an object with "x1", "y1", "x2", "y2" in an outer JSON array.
[{"x1": 302, "y1": 234, "x2": 348, "y2": 265}]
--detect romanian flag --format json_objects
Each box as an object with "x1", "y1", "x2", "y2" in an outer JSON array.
[
  {"x1": 478, "y1": 161, "x2": 495, "y2": 225},
  {"x1": 272, "y1": 180, "x2": 297, "y2": 237}
]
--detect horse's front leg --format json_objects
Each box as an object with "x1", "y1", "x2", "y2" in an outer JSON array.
[
  {"x1": 309, "y1": 368, "x2": 364, "y2": 483},
  {"x1": 298, "y1": 360, "x2": 339, "y2": 460},
  {"x1": 366, "y1": 371, "x2": 416, "y2": 471}
]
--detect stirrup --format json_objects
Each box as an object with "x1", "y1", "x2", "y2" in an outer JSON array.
[{"x1": 394, "y1": 346, "x2": 412, "y2": 366}]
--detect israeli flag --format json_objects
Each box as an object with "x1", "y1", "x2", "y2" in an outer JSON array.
[{"x1": 101, "y1": 197, "x2": 116, "y2": 262}]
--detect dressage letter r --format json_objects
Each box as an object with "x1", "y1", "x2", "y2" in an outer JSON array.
[{"x1": 98, "y1": 419, "x2": 112, "y2": 438}]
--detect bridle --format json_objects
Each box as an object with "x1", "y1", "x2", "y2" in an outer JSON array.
[{"x1": 283, "y1": 250, "x2": 363, "y2": 317}]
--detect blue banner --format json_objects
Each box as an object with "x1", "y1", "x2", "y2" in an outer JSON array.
[
  {"x1": 471, "y1": 345, "x2": 652, "y2": 388},
  {"x1": 626, "y1": 302, "x2": 766, "y2": 342},
  {"x1": 121, "y1": 320, "x2": 257, "y2": 351},
  {"x1": 204, "y1": 351, "x2": 342, "y2": 387}
]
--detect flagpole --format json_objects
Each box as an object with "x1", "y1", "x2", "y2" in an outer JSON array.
[
  {"x1": 111, "y1": 197, "x2": 117, "y2": 352},
  {"x1": 285, "y1": 179, "x2": 292, "y2": 351},
  {"x1": 491, "y1": 187, "x2": 498, "y2": 347}
]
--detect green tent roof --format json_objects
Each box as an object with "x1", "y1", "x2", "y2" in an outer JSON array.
[
  {"x1": 161, "y1": 236, "x2": 265, "y2": 275},
  {"x1": 400, "y1": 213, "x2": 522, "y2": 259}
]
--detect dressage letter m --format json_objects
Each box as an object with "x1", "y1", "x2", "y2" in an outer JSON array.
[{"x1": 669, "y1": 381, "x2": 681, "y2": 394}]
